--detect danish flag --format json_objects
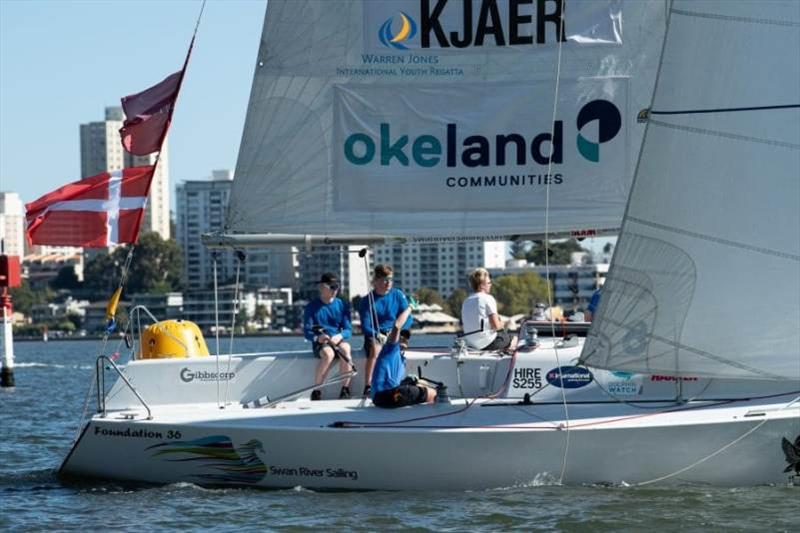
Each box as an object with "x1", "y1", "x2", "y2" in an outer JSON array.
[{"x1": 25, "y1": 166, "x2": 155, "y2": 248}]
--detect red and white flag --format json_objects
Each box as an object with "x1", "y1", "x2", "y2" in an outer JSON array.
[
  {"x1": 119, "y1": 71, "x2": 182, "y2": 155},
  {"x1": 25, "y1": 166, "x2": 155, "y2": 248}
]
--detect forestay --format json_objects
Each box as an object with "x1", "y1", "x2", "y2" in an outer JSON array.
[
  {"x1": 227, "y1": 0, "x2": 667, "y2": 240},
  {"x1": 583, "y1": 0, "x2": 800, "y2": 380}
]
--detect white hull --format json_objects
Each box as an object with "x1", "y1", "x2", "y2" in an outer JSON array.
[
  {"x1": 62, "y1": 396, "x2": 799, "y2": 489},
  {"x1": 61, "y1": 339, "x2": 800, "y2": 489}
]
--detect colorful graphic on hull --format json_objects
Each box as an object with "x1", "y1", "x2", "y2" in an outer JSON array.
[{"x1": 147, "y1": 435, "x2": 267, "y2": 484}]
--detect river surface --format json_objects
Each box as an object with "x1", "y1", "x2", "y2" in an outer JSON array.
[{"x1": 1, "y1": 337, "x2": 796, "y2": 531}]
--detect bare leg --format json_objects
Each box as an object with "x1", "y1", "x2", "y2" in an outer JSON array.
[
  {"x1": 314, "y1": 346, "x2": 335, "y2": 386},
  {"x1": 364, "y1": 341, "x2": 379, "y2": 387},
  {"x1": 424, "y1": 386, "x2": 437, "y2": 403},
  {"x1": 338, "y1": 342, "x2": 352, "y2": 387}
]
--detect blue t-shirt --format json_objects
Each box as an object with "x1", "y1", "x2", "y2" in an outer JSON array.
[
  {"x1": 302, "y1": 298, "x2": 352, "y2": 343},
  {"x1": 588, "y1": 288, "x2": 602, "y2": 314},
  {"x1": 371, "y1": 341, "x2": 405, "y2": 396},
  {"x1": 358, "y1": 288, "x2": 412, "y2": 338}
]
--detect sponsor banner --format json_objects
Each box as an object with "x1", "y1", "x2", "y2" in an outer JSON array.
[
  {"x1": 546, "y1": 366, "x2": 594, "y2": 388},
  {"x1": 363, "y1": 0, "x2": 622, "y2": 54},
  {"x1": 333, "y1": 79, "x2": 628, "y2": 212}
]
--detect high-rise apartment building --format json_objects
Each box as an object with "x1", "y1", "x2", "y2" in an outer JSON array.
[
  {"x1": 177, "y1": 170, "x2": 297, "y2": 290},
  {"x1": 0, "y1": 192, "x2": 25, "y2": 257},
  {"x1": 79, "y1": 106, "x2": 170, "y2": 240},
  {"x1": 371, "y1": 241, "x2": 507, "y2": 298},
  {"x1": 297, "y1": 245, "x2": 369, "y2": 301}
]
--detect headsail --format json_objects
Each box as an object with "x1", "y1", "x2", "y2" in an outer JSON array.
[
  {"x1": 226, "y1": 0, "x2": 667, "y2": 240},
  {"x1": 583, "y1": 0, "x2": 800, "y2": 380}
]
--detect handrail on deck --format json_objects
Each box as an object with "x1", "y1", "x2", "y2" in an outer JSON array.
[{"x1": 96, "y1": 355, "x2": 152, "y2": 420}]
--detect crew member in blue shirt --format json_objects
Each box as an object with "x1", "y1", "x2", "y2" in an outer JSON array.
[
  {"x1": 586, "y1": 286, "x2": 603, "y2": 322},
  {"x1": 303, "y1": 272, "x2": 352, "y2": 400},
  {"x1": 371, "y1": 306, "x2": 436, "y2": 408},
  {"x1": 358, "y1": 264, "x2": 413, "y2": 397}
]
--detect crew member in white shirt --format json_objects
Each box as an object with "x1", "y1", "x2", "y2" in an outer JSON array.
[{"x1": 460, "y1": 268, "x2": 517, "y2": 352}]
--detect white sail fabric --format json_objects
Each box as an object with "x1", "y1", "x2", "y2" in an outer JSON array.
[
  {"x1": 583, "y1": 0, "x2": 800, "y2": 380},
  {"x1": 228, "y1": 0, "x2": 667, "y2": 239}
]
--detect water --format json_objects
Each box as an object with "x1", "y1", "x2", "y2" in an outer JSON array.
[{"x1": 1, "y1": 338, "x2": 796, "y2": 531}]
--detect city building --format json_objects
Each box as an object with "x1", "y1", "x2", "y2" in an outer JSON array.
[
  {"x1": 80, "y1": 106, "x2": 170, "y2": 240},
  {"x1": 176, "y1": 170, "x2": 297, "y2": 291},
  {"x1": 371, "y1": 241, "x2": 507, "y2": 298},
  {"x1": 22, "y1": 251, "x2": 84, "y2": 289},
  {"x1": 489, "y1": 260, "x2": 609, "y2": 311},
  {"x1": 29, "y1": 296, "x2": 90, "y2": 325},
  {"x1": 297, "y1": 245, "x2": 369, "y2": 301},
  {"x1": 0, "y1": 191, "x2": 25, "y2": 257},
  {"x1": 129, "y1": 292, "x2": 184, "y2": 322}
]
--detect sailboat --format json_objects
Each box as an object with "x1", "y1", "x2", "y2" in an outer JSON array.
[{"x1": 60, "y1": 0, "x2": 799, "y2": 488}]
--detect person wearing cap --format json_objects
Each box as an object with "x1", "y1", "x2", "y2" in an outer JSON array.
[
  {"x1": 461, "y1": 268, "x2": 517, "y2": 352},
  {"x1": 358, "y1": 264, "x2": 413, "y2": 397},
  {"x1": 303, "y1": 272, "x2": 353, "y2": 400},
  {"x1": 371, "y1": 306, "x2": 436, "y2": 408}
]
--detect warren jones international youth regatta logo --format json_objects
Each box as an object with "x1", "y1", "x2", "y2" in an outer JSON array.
[{"x1": 379, "y1": 12, "x2": 418, "y2": 50}]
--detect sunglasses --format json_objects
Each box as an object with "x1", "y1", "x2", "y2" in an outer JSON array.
[
  {"x1": 379, "y1": 277, "x2": 394, "y2": 283},
  {"x1": 326, "y1": 283, "x2": 340, "y2": 291}
]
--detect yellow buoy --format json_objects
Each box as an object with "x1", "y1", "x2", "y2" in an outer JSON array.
[{"x1": 140, "y1": 320, "x2": 210, "y2": 359}]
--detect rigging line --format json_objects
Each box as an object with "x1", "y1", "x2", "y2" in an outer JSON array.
[
  {"x1": 650, "y1": 104, "x2": 800, "y2": 115},
  {"x1": 224, "y1": 253, "x2": 244, "y2": 408},
  {"x1": 634, "y1": 393, "x2": 800, "y2": 486},
  {"x1": 670, "y1": 7, "x2": 800, "y2": 27},
  {"x1": 192, "y1": 0, "x2": 207, "y2": 38},
  {"x1": 628, "y1": 217, "x2": 800, "y2": 262},
  {"x1": 541, "y1": 0, "x2": 571, "y2": 485},
  {"x1": 648, "y1": 118, "x2": 800, "y2": 150},
  {"x1": 212, "y1": 252, "x2": 221, "y2": 409},
  {"x1": 346, "y1": 390, "x2": 800, "y2": 432}
]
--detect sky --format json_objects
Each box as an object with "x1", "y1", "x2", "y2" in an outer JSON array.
[{"x1": 0, "y1": 0, "x2": 266, "y2": 206}]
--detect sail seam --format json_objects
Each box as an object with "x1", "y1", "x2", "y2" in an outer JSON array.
[
  {"x1": 649, "y1": 119, "x2": 800, "y2": 150},
  {"x1": 628, "y1": 216, "x2": 800, "y2": 261},
  {"x1": 670, "y1": 8, "x2": 800, "y2": 27}
]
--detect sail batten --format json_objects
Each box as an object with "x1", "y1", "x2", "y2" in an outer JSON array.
[
  {"x1": 228, "y1": 0, "x2": 668, "y2": 239},
  {"x1": 583, "y1": 0, "x2": 800, "y2": 381}
]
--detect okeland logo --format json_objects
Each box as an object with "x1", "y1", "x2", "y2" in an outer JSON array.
[
  {"x1": 576, "y1": 99, "x2": 622, "y2": 162},
  {"x1": 380, "y1": 12, "x2": 418, "y2": 50},
  {"x1": 343, "y1": 99, "x2": 621, "y2": 169}
]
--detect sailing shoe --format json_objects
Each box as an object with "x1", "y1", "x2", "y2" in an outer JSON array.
[
  {"x1": 310, "y1": 389, "x2": 322, "y2": 401},
  {"x1": 363, "y1": 385, "x2": 372, "y2": 397},
  {"x1": 339, "y1": 386, "x2": 351, "y2": 399}
]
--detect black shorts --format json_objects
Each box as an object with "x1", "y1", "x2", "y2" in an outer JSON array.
[
  {"x1": 373, "y1": 385, "x2": 428, "y2": 408},
  {"x1": 482, "y1": 331, "x2": 513, "y2": 351},
  {"x1": 313, "y1": 342, "x2": 342, "y2": 359}
]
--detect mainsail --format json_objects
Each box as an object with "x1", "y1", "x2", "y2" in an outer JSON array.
[
  {"x1": 226, "y1": 0, "x2": 667, "y2": 241},
  {"x1": 583, "y1": 0, "x2": 800, "y2": 380}
]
